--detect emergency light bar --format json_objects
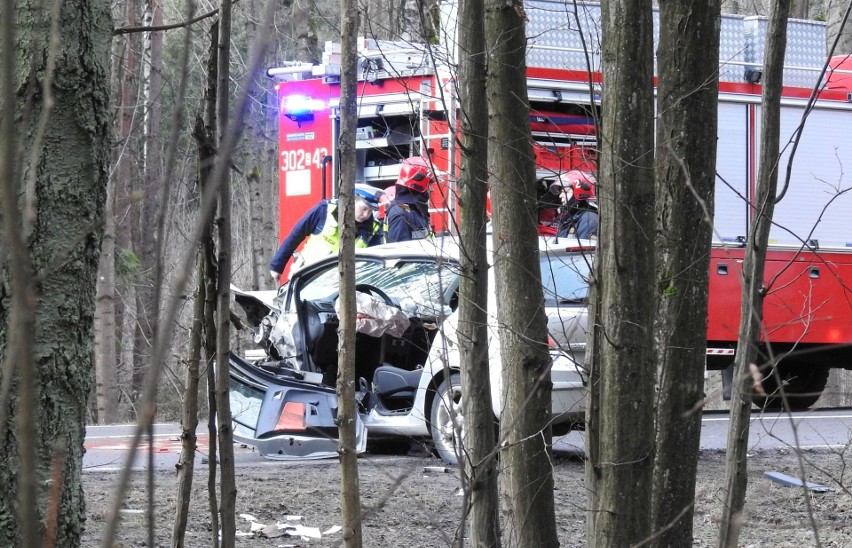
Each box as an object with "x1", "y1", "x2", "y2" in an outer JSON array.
[{"x1": 280, "y1": 95, "x2": 326, "y2": 123}]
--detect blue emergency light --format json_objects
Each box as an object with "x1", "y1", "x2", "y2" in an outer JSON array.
[{"x1": 280, "y1": 95, "x2": 328, "y2": 124}]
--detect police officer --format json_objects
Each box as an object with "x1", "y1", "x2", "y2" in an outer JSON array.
[
  {"x1": 385, "y1": 156, "x2": 435, "y2": 243},
  {"x1": 269, "y1": 186, "x2": 384, "y2": 280}
]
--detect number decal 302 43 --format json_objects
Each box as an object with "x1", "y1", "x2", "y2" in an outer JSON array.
[{"x1": 280, "y1": 148, "x2": 329, "y2": 171}]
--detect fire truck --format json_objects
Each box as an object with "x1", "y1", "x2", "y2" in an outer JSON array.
[{"x1": 266, "y1": 1, "x2": 852, "y2": 408}]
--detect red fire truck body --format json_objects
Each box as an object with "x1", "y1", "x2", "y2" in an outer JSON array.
[{"x1": 268, "y1": 2, "x2": 852, "y2": 406}]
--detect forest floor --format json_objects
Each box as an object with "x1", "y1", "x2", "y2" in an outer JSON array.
[{"x1": 82, "y1": 443, "x2": 852, "y2": 547}]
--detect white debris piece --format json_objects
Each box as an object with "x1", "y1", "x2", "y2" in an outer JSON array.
[
  {"x1": 278, "y1": 523, "x2": 322, "y2": 539},
  {"x1": 322, "y1": 525, "x2": 342, "y2": 536}
]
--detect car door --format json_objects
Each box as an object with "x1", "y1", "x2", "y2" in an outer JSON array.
[{"x1": 540, "y1": 249, "x2": 593, "y2": 367}]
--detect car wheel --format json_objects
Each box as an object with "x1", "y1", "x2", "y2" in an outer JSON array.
[
  {"x1": 753, "y1": 360, "x2": 830, "y2": 411},
  {"x1": 430, "y1": 373, "x2": 462, "y2": 466}
]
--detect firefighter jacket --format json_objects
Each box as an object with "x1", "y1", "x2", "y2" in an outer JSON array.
[
  {"x1": 385, "y1": 187, "x2": 431, "y2": 243},
  {"x1": 269, "y1": 200, "x2": 383, "y2": 274}
]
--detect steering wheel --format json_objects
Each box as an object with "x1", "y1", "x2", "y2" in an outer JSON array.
[{"x1": 354, "y1": 283, "x2": 398, "y2": 307}]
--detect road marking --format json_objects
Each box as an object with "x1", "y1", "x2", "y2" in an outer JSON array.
[{"x1": 702, "y1": 413, "x2": 852, "y2": 422}]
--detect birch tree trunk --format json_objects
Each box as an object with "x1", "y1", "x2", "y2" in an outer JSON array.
[
  {"x1": 585, "y1": 1, "x2": 657, "y2": 546},
  {"x1": 650, "y1": 2, "x2": 721, "y2": 546}
]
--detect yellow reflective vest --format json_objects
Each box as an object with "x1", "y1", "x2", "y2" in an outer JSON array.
[{"x1": 295, "y1": 202, "x2": 381, "y2": 268}]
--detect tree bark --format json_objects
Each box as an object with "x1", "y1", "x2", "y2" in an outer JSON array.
[
  {"x1": 203, "y1": 22, "x2": 221, "y2": 547},
  {"x1": 171, "y1": 260, "x2": 203, "y2": 548},
  {"x1": 585, "y1": 1, "x2": 657, "y2": 546},
  {"x1": 718, "y1": 1, "x2": 791, "y2": 547},
  {"x1": 215, "y1": 0, "x2": 237, "y2": 541},
  {"x1": 132, "y1": 0, "x2": 165, "y2": 404},
  {"x1": 291, "y1": 0, "x2": 319, "y2": 63},
  {"x1": 650, "y1": 2, "x2": 721, "y2": 546},
  {"x1": 0, "y1": 0, "x2": 111, "y2": 545},
  {"x1": 94, "y1": 174, "x2": 119, "y2": 424},
  {"x1": 173, "y1": 109, "x2": 217, "y2": 548},
  {"x1": 826, "y1": 1, "x2": 852, "y2": 56},
  {"x1": 484, "y1": 0, "x2": 556, "y2": 546},
  {"x1": 456, "y1": 0, "x2": 499, "y2": 544},
  {"x1": 337, "y1": 0, "x2": 363, "y2": 544}
]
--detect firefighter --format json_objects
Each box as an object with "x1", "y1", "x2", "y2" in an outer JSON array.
[
  {"x1": 385, "y1": 156, "x2": 435, "y2": 243},
  {"x1": 557, "y1": 170, "x2": 599, "y2": 240},
  {"x1": 269, "y1": 186, "x2": 384, "y2": 280},
  {"x1": 537, "y1": 178, "x2": 564, "y2": 236}
]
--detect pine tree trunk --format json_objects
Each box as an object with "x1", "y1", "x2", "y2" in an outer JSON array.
[
  {"x1": 586, "y1": 1, "x2": 657, "y2": 546},
  {"x1": 94, "y1": 178, "x2": 119, "y2": 424},
  {"x1": 0, "y1": 0, "x2": 111, "y2": 545},
  {"x1": 651, "y1": 2, "x2": 721, "y2": 546}
]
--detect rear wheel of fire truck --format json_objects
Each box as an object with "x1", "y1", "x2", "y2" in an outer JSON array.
[
  {"x1": 430, "y1": 373, "x2": 463, "y2": 465},
  {"x1": 752, "y1": 360, "x2": 830, "y2": 411}
]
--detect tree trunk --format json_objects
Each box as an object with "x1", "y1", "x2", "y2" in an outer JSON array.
[
  {"x1": 456, "y1": 0, "x2": 499, "y2": 544},
  {"x1": 0, "y1": 0, "x2": 111, "y2": 545},
  {"x1": 215, "y1": 0, "x2": 237, "y2": 541},
  {"x1": 585, "y1": 1, "x2": 657, "y2": 546},
  {"x1": 132, "y1": 0, "x2": 165, "y2": 404},
  {"x1": 790, "y1": 0, "x2": 809, "y2": 19},
  {"x1": 291, "y1": 0, "x2": 319, "y2": 63},
  {"x1": 337, "y1": 0, "x2": 363, "y2": 544},
  {"x1": 651, "y1": 2, "x2": 721, "y2": 546},
  {"x1": 203, "y1": 21, "x2": 221, "y2": 547},
  {"x1": 173, "y1": 103, "x2": 218, "y2": 547},
  {"x1": 113, "y1": 0, "x2": 140, "y2": 420},
  {"x1": 171, "y1": 263, "x2": 203, "y2": 548},
  {"x1": 94, "y1": 175, "x2": 119, "y2": 424},
  {"x1": 718, "y1": 2, "x2": 791, "y2": 547},
  {"x1": 826, "y1": 1, "x2": 852, "y2": 56},
  {"x1": 484, "y1": 0, "x2": 556, "y2": 546}
]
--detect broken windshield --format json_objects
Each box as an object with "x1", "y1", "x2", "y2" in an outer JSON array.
[{"x1": 298, "y1": 258, "x2": 458, "y2": 318}]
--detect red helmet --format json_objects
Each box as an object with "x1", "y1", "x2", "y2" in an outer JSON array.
[
  {"x1": 395, "y1": 156, "x2": 434, "y2": 193},
  {"x1": 561, "y1": 170, "x2": 597, "y2": 201}
]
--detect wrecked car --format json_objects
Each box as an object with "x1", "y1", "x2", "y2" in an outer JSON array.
[{"x1": 230, "y1": 237, "x2": 589, "y2": 463}]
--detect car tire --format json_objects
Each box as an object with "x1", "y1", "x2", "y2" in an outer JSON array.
[{"x1": 430, "y1": 373, "x2": 462, "y2": 466}]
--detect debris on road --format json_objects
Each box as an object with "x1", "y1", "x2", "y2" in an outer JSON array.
[{"x1": 763, "y1": 471, "x2": 834, "y2": 493}]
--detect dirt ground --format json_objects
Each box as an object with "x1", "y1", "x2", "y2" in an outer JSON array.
[{"x1": 82, "y1": 444, "x2": 852, "y2": 547}]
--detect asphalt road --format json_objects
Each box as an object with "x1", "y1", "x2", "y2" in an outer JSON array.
[{"x1": 84, "y1": 408, "x2": 852, "y2": 471}]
